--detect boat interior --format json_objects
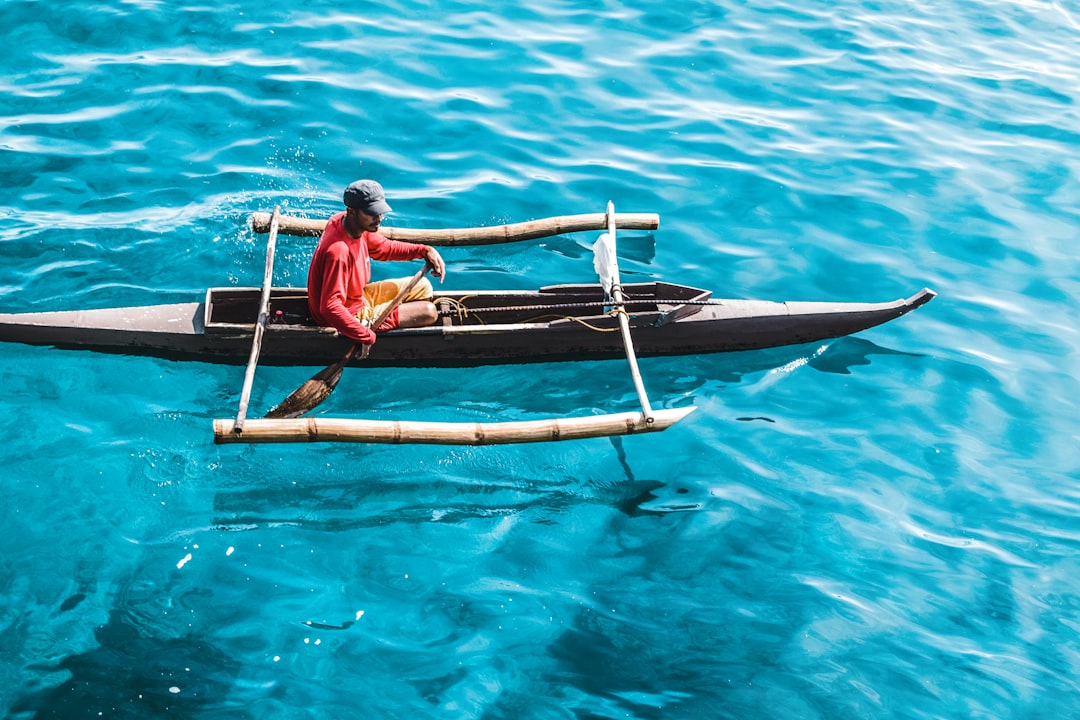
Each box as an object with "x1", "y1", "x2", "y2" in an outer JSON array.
[{"x1": 204, "y1": 282, "x2": 710, "y2": 330}]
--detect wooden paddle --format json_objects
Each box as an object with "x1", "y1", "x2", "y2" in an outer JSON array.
[{"x1": 264, "y1": 261, "x2": 433, "y2": 420}]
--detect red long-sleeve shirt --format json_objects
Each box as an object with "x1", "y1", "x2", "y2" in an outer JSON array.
[{"x1": 307, "y1": 212, "x2": 428, "y2": 344}]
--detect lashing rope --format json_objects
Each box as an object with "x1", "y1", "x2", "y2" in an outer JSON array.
[
  {"x1": 434, "y1": 296, "x2": 720, "y2": 318},
  {"x1": 433, "y1": 295, "x2": 718, "y2": 332}
]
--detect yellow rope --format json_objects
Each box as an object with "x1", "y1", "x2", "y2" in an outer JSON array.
[
  {"x1": 569, "y1": 316, "x2": 621, "y2": 332},
  {"x1": 434, "y1": 296, "x2": 479, "y2": 324},
  {"x1": 520, "y1": 314, "x2": 621, "y2": 332}
]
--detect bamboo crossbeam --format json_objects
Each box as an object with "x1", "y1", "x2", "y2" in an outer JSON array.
[
  {"x1": 250, "y1": 211, "x2": 660, "y2": 245},
  {"x1": 212, "y1": 407, "x2": 695, "y2": 445}
]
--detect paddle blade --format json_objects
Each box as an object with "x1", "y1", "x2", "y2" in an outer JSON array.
[
  {"x1": 592, "y1": 232, "x2": 618, "y2": 295},
  {"x1": 265, "y1": 360, "x2": 347, "y2": 419}
]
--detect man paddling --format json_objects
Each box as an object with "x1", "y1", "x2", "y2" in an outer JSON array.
[{"x1": 307, "y1": 179, "x2": 446, "y2": 346}]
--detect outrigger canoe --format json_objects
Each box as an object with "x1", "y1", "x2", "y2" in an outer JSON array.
[
  {"x1": 0, "y1": 204, "x2": 937, "y2": 446},
  {"x1": 0, "y1": 281, "x2": 936, "y2": 367}
]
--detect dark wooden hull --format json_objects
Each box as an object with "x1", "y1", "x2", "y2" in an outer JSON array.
[{"x1": 0, "y1": 282, "x2": 935, "y2": 367}]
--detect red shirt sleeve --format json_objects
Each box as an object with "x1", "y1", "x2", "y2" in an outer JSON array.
[
  {"x1": 366, "y1": 232, "x2": 429, "y2": 262},
  {"x1": 314, "y1": 242, "x2": 376, "y2": 345}
]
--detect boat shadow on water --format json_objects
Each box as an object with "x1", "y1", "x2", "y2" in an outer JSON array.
[
  {"x1": 614, "y1": 334, "x2": 925, "y2": 398},
  {"x1": 251, "y1": 334, "x2": 918, "y2": 419},
  {"x1": 9, "y1": 610, "x2": 241, "y2": 719},
  {"x1": 804, "y1": 335, "x2": 925, "y2": 375},
  {"x1": 209, "y1": 472, "x2": 683, "y2": 534},
  {"x1": 210, "y1": 335, "x2": 922, "y2": 521}
]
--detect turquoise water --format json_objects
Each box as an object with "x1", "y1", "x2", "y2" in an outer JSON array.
[{"x1": 3, "y1": 0, "x2": 1079, "y2": 717}]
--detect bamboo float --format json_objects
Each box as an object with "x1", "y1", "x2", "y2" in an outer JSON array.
[
  {"x1": 213, "y1": 407, "x2": 696, "y2": 445},
  {"x1": 250, "y1": 211, "x2": 660, "y2": 245}
]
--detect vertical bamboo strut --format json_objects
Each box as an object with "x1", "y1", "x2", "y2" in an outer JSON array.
[
  {"x1": 605, "y1": 201, "x2": 654, "y2": 422},
  {"x1": 234, "y1": 205, "x2": 281, "y2": 432}
]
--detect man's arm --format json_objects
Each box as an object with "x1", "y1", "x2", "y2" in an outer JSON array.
[{"x1": 369, "y1": 234, "x2": 447, "y2": 282}]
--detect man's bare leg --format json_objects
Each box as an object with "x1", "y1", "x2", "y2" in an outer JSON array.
[{"x1": 396, "y1": 300, "x2": 438, "y2": 328}]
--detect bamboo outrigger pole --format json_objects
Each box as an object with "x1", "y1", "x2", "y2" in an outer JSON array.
[
  {"x1": 595, "y1": 201, "x2": 654, "y2": 423},
  {"x1": 250, "y1": 211, "x2": 660, "y2": 245},
  {"x1": 232, "y1": 205, "x2": 281, "y2": 432}
]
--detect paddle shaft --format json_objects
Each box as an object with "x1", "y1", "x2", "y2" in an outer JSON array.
[
  {"x1": 343, "y1": 259, "x2": 433, "y2": 364},
  {"x1": 261, "y1": 260, "x2": 435, "y2": 420}
]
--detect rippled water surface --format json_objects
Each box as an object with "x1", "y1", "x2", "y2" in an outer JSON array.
[{"x1": 3, "y1": 1, "x2": 1080, "y2": 717}]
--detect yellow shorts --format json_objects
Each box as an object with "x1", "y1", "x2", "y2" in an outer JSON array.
[{"x1": 357, "y1": 276, "x2": 434, "y2": 325}]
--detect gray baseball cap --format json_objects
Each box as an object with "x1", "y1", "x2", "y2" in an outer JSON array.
[{"x1": 343, "y1": 179, "x2": 392, "y2": 214}]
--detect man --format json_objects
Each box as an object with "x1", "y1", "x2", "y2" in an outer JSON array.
[{"x1": 307, "y1": 179, "x2": 446, "y2": 347}]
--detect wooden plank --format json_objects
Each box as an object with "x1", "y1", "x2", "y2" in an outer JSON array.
[
  {"x1": 233, "y1": 206, "x2": 280, "y2": 432},
  {"x1": 250, "y1": 211, "x2": 660, "y2": 245},
  {"x1": 212, "y1": 406, "x2": 696, "y2": 445}
]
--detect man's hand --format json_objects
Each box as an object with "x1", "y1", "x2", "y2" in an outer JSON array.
[{"x1": 424, "y1": 246, "x2": 446, "y2": 282}]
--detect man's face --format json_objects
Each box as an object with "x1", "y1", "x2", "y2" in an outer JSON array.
[{"x1": 350, "y1": 207, "x2": 384, "y2": 232}]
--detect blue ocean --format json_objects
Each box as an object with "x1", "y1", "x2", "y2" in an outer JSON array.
[{"x1": 3, "y1": 0, "x2": 1079, "y2": 717}]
